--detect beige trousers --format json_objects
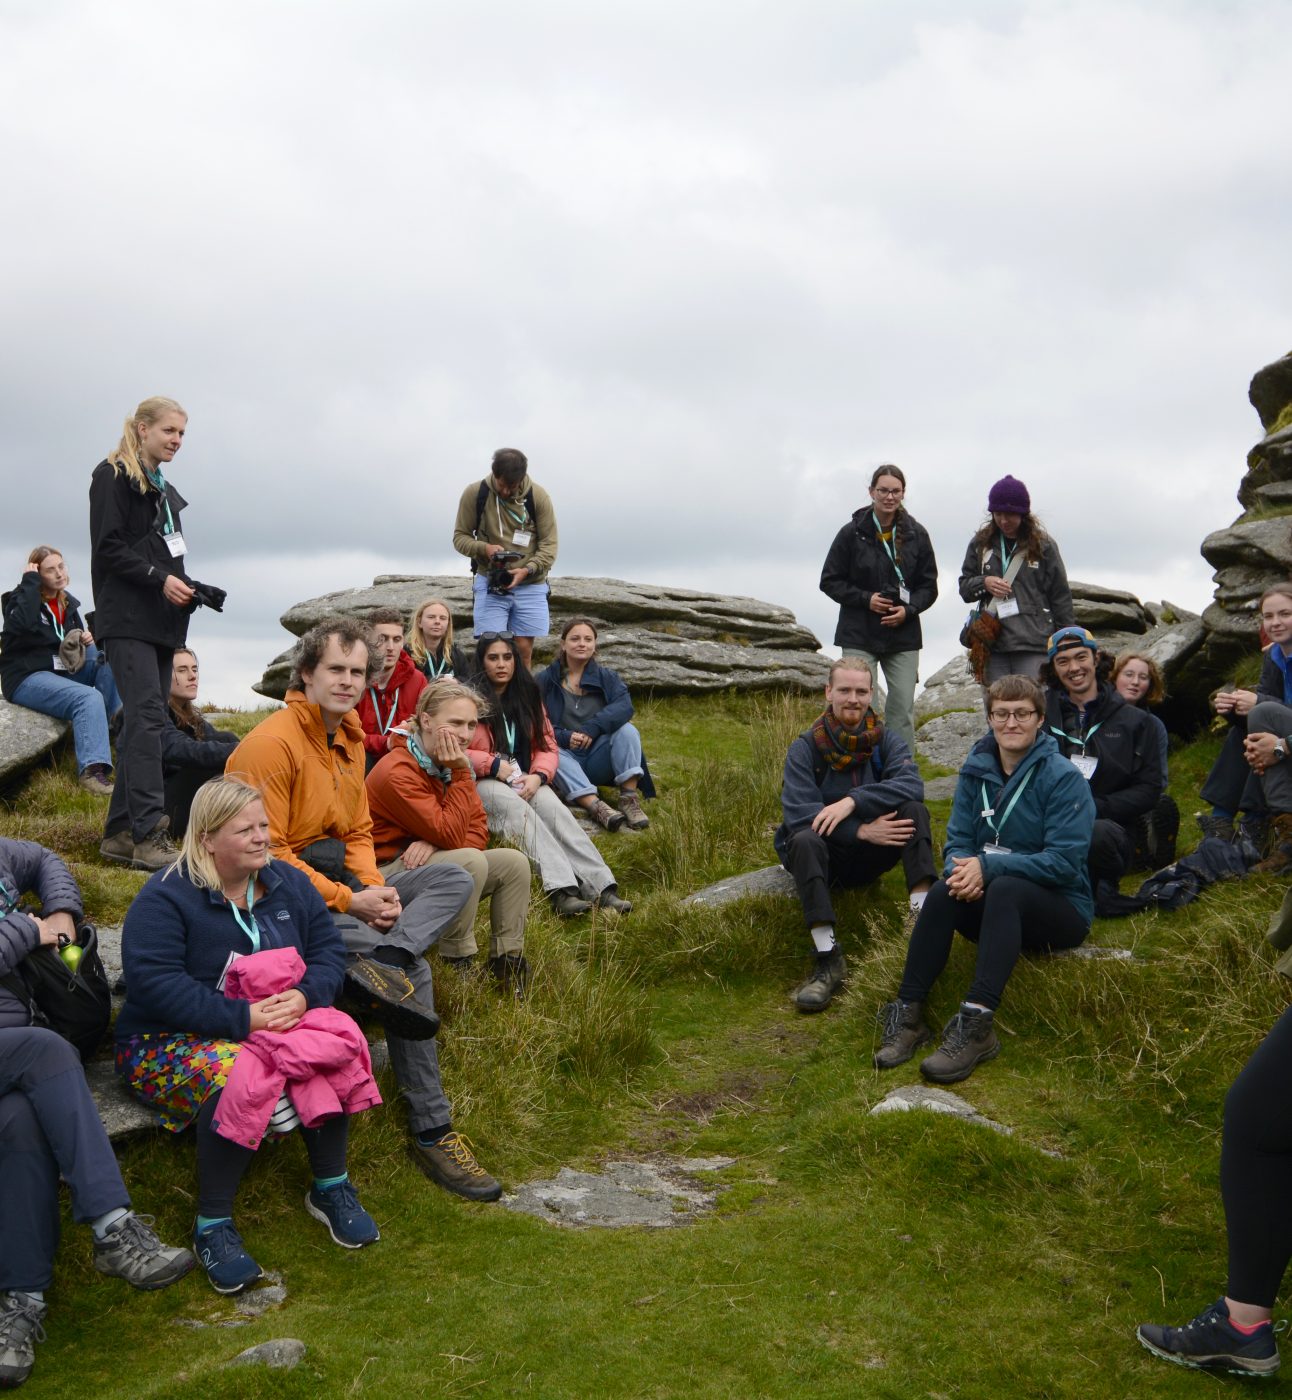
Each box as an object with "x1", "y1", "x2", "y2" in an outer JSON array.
[{"x1": 382, "y1": 847, "x2": 531, "y2": 959}]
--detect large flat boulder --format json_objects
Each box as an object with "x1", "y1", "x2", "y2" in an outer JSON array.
[
  {"x1": 1250, "y1": 351, "x2": 1292, "y2": 431},
  {"x1": 256, "y1": 576, "x2": 827, "y2": 699},
  {"x1": 0, "y1": 699, "x2": 68, "y2": 789}
]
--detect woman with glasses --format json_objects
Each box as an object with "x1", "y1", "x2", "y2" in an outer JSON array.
[
  {"x1": 958, "y1": 475, "x2": 1074, "y2": 685},
  {"x1": 467, "y1": 631, "x2": 631, "y2": 917},
  {"x1": 873, "y1": 674, "x2": 1095, "y2": 1084},
  {"x1": 819, "y1": 465, "x2": 938, "y2": 755}
]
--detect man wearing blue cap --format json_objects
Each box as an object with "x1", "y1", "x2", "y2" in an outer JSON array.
[{"x1": 1041, "y1": 626, "x2": 1164, "y2": 895}]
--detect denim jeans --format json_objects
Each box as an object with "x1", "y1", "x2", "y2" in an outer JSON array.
[
  {"x1": 553, "y1": 724, "x2": 645, "y2": 800},
  {"x1": 11, "y1": 646, "x2": 121, "y2": 773}
]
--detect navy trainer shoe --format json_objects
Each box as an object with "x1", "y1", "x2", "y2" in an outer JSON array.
[
  {"x1": 193, "y1": 1219, "x2": 264, "y2": 1295},
  {"x1": 1137, "y1": 1298, "x2": 1280, "y2": 1377},
  {"x1": 305, "y1": 1181, "x2": 380, "y2": 1249}
]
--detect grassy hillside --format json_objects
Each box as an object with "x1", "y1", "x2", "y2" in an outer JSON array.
[{"x1": 2, "y1": 694, "x2": 1286, "y2": 1399}]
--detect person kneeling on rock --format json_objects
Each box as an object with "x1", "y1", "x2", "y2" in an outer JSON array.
[
  {"x1": 774, "y1": 658, "x2": 934, "y2": 1013},
  {"x1": 874, "y1": 675, "x2": 1095, "y2": 1084}
]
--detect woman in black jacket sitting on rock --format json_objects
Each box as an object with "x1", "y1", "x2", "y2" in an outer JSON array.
[
  {"x1": 0, "y1": 545, "x2": 122, "y2": 796},
  {"x1": 163, "y1": 648, "x2": 238, "y2": 840}
]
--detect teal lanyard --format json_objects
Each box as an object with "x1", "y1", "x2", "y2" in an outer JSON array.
[
  {"x1": 1050, "y1": 720, "x2": 1103, "y2": 756},
  {"x1": 229, "y1": 878, "x2": 261, "y2": 952},
  {"x1": 144, "y1": 466, "x2": 176, "y2": 534},
  {"x1": 872, "y1": 512, "x2": 905, "y2": 588},
  {"x1": 980, "y1": 765, "x2": 1036, "y2": 844},
  {"x1": 998, "y1": 531, "x2": 1015, "y2": 574},
  {"x1": 368, "y1": 686, "x2": 400, "y2": 734},
  {"x1": 501, "y1": 716, "x2": 517, "y2": 756},
  {"x1": 498, "y1": 496, "x2": 528, "y2": 532},
  {"x1": 0, "y1": 877, "x2": 14, "y2": 915},
  {"x1": 43, "y1": 604, "x2": 65, "y2": 642},
  {"x1": 425, "y1": 651, "x2": 451, "y2": 679}
]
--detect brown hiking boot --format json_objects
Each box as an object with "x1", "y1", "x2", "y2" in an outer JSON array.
[
  {"x1": 131, "y1": 820, "x2": 178, "y2": 872},
  {"x1": 873, "y1": 999, "x2": 932, "y2": 1069},
  {"x1": 99, "y1": 829, "x2": 135, "y2": 865},
  {"x1": 1253, "y1": 813, "x2": 1292, "y2": 875},
  {"x1": 793, "y1": 949, "x2": 846, "y2": 1013},
  {"x1": 617, "y1": 790, "x2": 650, "y2": 830},
  {"x1": 342, "y1": 956, "x2": 441, "y2": 1040},
  {"x1": 409, "y1": 1130, "x2": 502, "y2": 1201},
  {"x1": 586, "y1": 798, "x2": 626, "y2": 832},
  {"x1": 919, "y1": 1006, "x2": 1000, "y2": 1084}
]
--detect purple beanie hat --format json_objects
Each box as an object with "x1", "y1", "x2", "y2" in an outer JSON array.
[{"x1": 987, "y1": 475, "x2": 1031, "y2": 514}]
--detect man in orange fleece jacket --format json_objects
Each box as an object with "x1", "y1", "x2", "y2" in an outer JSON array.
[{"x1": 228, "y1": 615, "x2": 500, "y2": 1202}]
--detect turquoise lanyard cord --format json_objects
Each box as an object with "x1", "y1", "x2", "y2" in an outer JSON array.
[
  {"x1": 368, "y1": 686, "x2": 400, "y2": 734},
  {"x1": 500, "y1": 716, "x2": 517, "y2": 757},
  {"x1": 143, "y1": 466, "x2": 176, "y2": 534},
  {"x1": 998, "y1": 531, "x2": 1016, "y2": 576},
  {"x1": 0, "y1": 876, "x2": 14, "y2": 915},
  {"x1": 872, "y1": 512, "x2": 906, "y2": 589},
  {"x1": 497, "y1": 495, "x2": 528, "y2": 532},
  {"x1": 980, "y1": 765, "x2": 1036, "y2": 845},
  {"x1": 229, "y1": 877, "x2": 261, "y2": 952},
  {"x1": 43, "y1": 604, "x2": 65, "y2": 642},
  {"x1": 425, "y1": 651, "x2": 451, "y2": 678},
  {"x1": 1050, "y1": 720, "x2": 1103, "y2": 757}
]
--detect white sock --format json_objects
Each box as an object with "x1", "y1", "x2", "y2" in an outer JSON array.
[
  {"x1": 810, "y1": 925, "x2": 837, "y2": 954},
  {"x1": 909, "y1": 890, "x2": 928, "y2": 911},
  {"x1": 90, "y1": 1207, "x2": 129, "y2": 1240},
  {"x1": 14, "y1": 1291, "x2": 44, "y2": 1307}
]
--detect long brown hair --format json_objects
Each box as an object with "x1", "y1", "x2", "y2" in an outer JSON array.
[
  {"x1": 970, "y1": 510, "x2": 1051, "y2": 565},
  {"x1": 26, "y1": 545, "x2": 68, "y2": 610},
  {"x1": 168, "y1": 647, "x2": 203, "y2": 734}
]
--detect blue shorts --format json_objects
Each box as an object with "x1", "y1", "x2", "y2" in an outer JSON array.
[{"x1": 472, "y1": 575, "x2": 551, "y2": 639}]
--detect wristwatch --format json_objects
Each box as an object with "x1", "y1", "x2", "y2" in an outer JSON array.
[{"x1": 1275, "y1": 739, "x2": 1287, "y2": 761}]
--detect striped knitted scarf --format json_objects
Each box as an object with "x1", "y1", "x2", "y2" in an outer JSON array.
[{"x1": 810, "y1": 708, "x2": 882, "y2": 772}]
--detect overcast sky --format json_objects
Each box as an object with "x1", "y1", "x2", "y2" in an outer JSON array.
[{"x1": 2, "y1": 0, "x2": 1287, "y2": 704}]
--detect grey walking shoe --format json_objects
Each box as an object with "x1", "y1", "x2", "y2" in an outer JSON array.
[
  {"x1": 342, "y1": 956, "x2": 441, "y2": 1040},
  {"x1": 873, "y1": 998, "x2": 932, "y2": 1068},
  {"x1": 78, "y1": 764, "x2": 114, "y2": 797},
  {"x1": 920, "y1": 1006, "x2": 1000, "y2": 1083},
  {"x1": 1137, "y1": 1298, "x2": 1281, "y2": 1376},
  {"x1": 595, "y1": 885, "x2": 632, "y2": 915},
  {"x1": 617, "y1": 790, "x2": 650, "y2": 831},
  {"x1": 550, "y1": 888, "x2": 594, "y2": 918},
  {"x1": 93, "y1": 1213, "x2": 196, "y2": 1290},
  {"x1": 793, "y1": 949, "x2": 846, "y2": 1013},
  {"x1": 586, "y1": 798, "x2": 627, "y2": 832},
  {"x1": 130, "y1": 820, "x2": 179, "y2": 873},
  {"x1": 0, "y1": 1293, "x2": 46, "y2": 1388}
]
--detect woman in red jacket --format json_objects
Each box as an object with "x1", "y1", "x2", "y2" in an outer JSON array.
[
  {"x1": 366, "y1": 680, "x2": 531, "y2": 993},
  {"x1": 468, "y1": 633, "x2": 631, "y2": 918}
]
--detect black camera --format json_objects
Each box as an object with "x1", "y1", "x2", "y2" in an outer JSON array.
[{"x1": 486, "y1": 552, "x2": 522, "y2": 596}]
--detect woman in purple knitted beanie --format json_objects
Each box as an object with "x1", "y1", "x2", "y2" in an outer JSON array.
[{"x1": 957, "y1": 475, "x2": 1074, "y2": 684}]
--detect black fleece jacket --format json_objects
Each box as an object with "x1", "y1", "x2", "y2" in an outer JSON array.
[{"x1": 1044, "y1": 682, "x2": 1164, "y2": 826}]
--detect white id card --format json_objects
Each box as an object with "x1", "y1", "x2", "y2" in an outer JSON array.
[
  {"x1": 898, "y1": 586, "x2": 911, "y2": 605},
  {"x1": 982, "y1": 842, "x2": 1012, "y2": 856},
  {"x1": 1071, "y1": 754, "x2": 1099, "y2": 780},
  {"x1": 163, "y1": 531, "x2": 187, "y2": 558},
  {"x1": 52, "y1": 655, "x2": 67, "y2": 672},
  {"x1": 996, "y1": 596, "x2": 1020, "y2": 619},
  {"x1": 512, "y1": 529, "x2": 532, "y2": 548}
]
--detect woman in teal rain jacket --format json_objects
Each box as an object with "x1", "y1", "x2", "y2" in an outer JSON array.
[{"x1": 872, "y1": 674, "x2": 1095, "y2": 1085}]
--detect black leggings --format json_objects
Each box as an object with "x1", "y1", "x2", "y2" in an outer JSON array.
[
  {"x1": 1222, "y1": 1006, "x2": 1292, "y2": 1306},
  {"x1": 897, "y1": 875, "x2": 1089, "y2": 1012},
  {"x1": 195, "y1": 1091, "x2": 349, "y2": 1219}
]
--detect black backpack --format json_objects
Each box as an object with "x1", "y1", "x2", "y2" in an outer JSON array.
[{"x1": 2, "y1": 922, "x2": 112, "y2": 1061}]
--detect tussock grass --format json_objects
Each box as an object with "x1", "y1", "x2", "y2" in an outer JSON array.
[{"x1": 8, "y1": 692, "x2": 1292, "y2": 1397}]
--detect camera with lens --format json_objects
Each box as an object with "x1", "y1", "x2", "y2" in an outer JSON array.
[{"x1": 486, "y1": 551, "x2": 522, "y2": 596}]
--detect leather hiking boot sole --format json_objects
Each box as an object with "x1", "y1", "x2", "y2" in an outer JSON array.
[
  {"x1": 920, "y1": 1036, "x2": 1000, "y2": 1084},
  {"x1": 342, "y1": 959, "x2": 441, "y2": 1041}
]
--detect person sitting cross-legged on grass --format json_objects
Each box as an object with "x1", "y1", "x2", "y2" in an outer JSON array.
[
  {"x1": 367, "y1": 679, "x2": 532, "y2": 996},
  {"x1": 0, "y1": 836, "x2": 194, "y2": 1388},
  {"x1": 874, "y1": 674, "x2": 1095, "y2": 1083},
  {"x1": 774, "y1": 657, "x2": 935, "y2": 1014},
  {"x1": 1136, "y1": 1004, "x2": 1292, "y2": 1378},
  {"x1": 116, "y1": 778, "x2": 383, "y2": 1295}
]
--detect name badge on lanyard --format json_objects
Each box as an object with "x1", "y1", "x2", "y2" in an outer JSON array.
[
  {"x1": 982, "y1": 841, "x2": 1012, "y2": 855},
  {"x1": 1070, "y1": 754, "x2": 1098, "y2": 780},
  {"x1": 512, "y1": 529, "x2": 532, "y2": 548},
  {"x1": 996, "y1": 596, "x2": 1019, "y2": 619},
  {"x1": 898, "y1": 585, "x2": 911, "y2": 605},
  {"x1": 164, "y1": 531, "x2": 187, "y2": 558}
]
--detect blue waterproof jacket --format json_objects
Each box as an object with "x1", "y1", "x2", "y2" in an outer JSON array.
[
  {"x1": 774, "y1": 724, "x2": 925, "y2": 861},
  {"x1": 536, "y1": 657, "x2": 656, "y2": 797},
  {"x1": 946, "y1": 729, "x2": 1095, "y2": 924},
  {"x1": 116, "y1": 859, "x2": 345, "y2": 1044}
]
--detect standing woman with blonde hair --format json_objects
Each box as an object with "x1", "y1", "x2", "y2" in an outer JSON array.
[{"x1": 90, "y1": 397, "x2": 199, "y2": 872}]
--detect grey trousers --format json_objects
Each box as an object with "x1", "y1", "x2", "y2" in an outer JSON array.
[
  {"x1": 476, "y1": 779, "x2": 615, "y2": 897},
  {"x1": 330, "y1": 861, "x2": 474, "y2": 1135},
  {"x1": 1250, "y1": 702, "x2": 1292, "y2": 813}
]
